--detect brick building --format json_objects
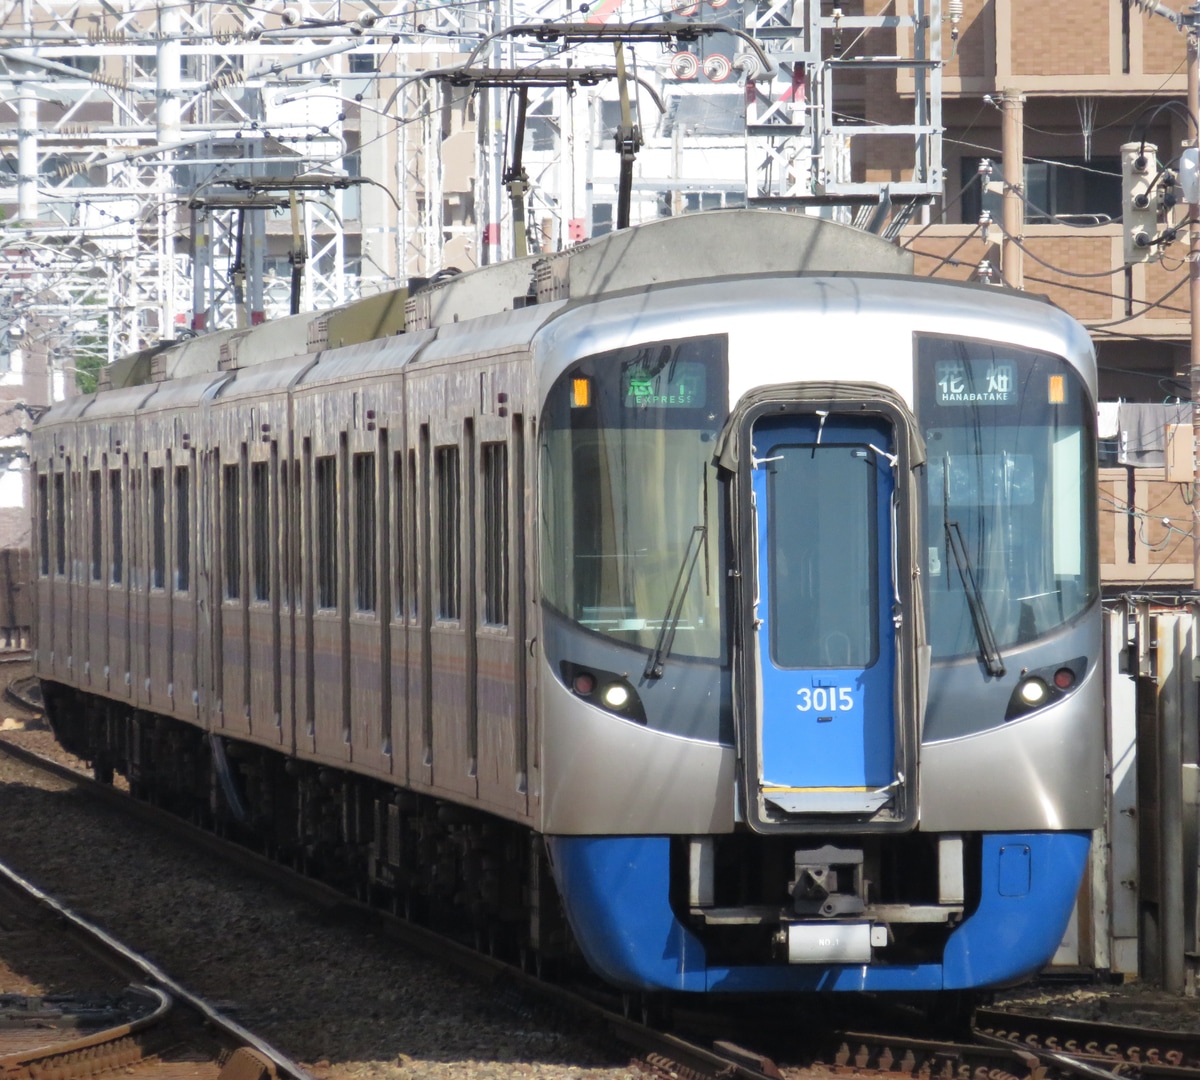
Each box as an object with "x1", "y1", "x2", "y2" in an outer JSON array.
[{"x1": 894, "y1": 0, "x2": 1194, "y2": 587}]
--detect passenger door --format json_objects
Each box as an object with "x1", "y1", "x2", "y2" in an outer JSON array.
[{"x1": 738, "y1": 402, "x2": 920, "y2": 833}]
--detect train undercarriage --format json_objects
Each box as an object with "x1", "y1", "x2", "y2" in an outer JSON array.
[
  {"x1": 39, "y1": 678, "x2": 1087, "y2": 996},
  {"x1": 40, "y1": 681, "x2": 577, "y2": 971}
]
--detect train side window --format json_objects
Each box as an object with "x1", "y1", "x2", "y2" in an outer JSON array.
[
  {"x1": 315, "y1": 453, "x2": 338, "y2": 609},
  {"x1": 37, "y1": 473, "x2": 49, "y2": 577},
  {"x1": 481, "y1": 441, "x2": 509, "y2": 626},
  {"x1": 130, "y1": 467, "x2": 142, "y2": 588},
  {"x1": 408, "y1": 448, "x2": 418, "y2": 619},
  {"x1": 90, "y1": 470, "x2": 102, "y2": 581},
  {"x1": 223, "y1": 462, "x2": 240, "y2": 600},
  {"x1": 251, "y1": 460, "x2": 270, "y2": 602},
  {"x1": 53, "y1": 471, "x2": 65, "y2": 577},
  {"x1": 353, "y1": 451, "x2": 376, "y2": 613},
  {"x1": 71, "y1": 470, "x2": 81, "y2": 582},
  {"x1": 435, "y1": 444, "x2": 461, "y2": 620},
  {"x1": 279, "y1": 458, "x2": 291, "y2": 607},
  {"x1": 110, "y1": 469, "x2": 123, "y2": 584},
  {"x1": 175, "y1": 465, "x2": 190, "y2": 592},
  {"x1": 392, "y1": 451, "x2": 404, "y2": 618},
  {"x1": 150, "y1": 466, "x2": 166, "y2": 590}
]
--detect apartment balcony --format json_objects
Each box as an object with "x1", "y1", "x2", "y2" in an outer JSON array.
[
  {"x1": 940, "y1": 0, "x2": 1188, "y2": 98},
  {"x1": 1099, "y1": 467, "x2": 1198, "y2": 588}
]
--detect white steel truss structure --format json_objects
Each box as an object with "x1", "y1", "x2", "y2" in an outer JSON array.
[{"x1": 0, "y1": 0, "x2": 944, "y2": 388}]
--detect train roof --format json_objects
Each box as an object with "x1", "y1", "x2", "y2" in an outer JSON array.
[{"x1": 94, "y1": 210, "x2": 913, "y2": 389}]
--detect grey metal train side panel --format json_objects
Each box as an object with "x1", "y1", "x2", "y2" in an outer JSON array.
[
  {"x1": 345, "y1": 382, "x2": 391, "y2": 768},
  {"x1": 918, "y1": 661, "x2": 1105, "y2": 831},
  {"x1": 405, "y1": 376, "x2": 429, "y2": 795},
  {"x1": 57, "y1": 429, "x2": 78, "y2": 690},
  {"x1": 212, "y1": 387, "x2": 291, "y2": 749},
  {"x1": 216, "y1": 353, "x2": 325, "y2": 756},
  {"x1": 138, "y1": 425, "x2": 169, "y2": 716},
  {"x1": 132, "y1": 370, "x2": 230, "y2": 723},
  {"x1": 407, "y1": 365, "x2": 477, "y2": 803},
  {"x1": 293, "y1": 392, "x2": 348, "y2": 766},
  {"x1": 473, "y1": 360, "x2": 535, "y2": 822},
  {"x1": 381, "y1": 377, "x2": 409, "y2": 785},
  {"x1": 539, "y1": 665, "x2": 736, "y2": 834},
  {"x1": 67, "y1": 442, "x2": 86, "y2": 699},
  {"x1": 33, "y1": 398, "x2": 95, "y2": 694},
  {"x1": 288, "y1": 335, "x2": 432, "y2": 778},
  {"x1": 172, "y1": 442, "x2": 201, "y2": 723},
  {"x1": 246, "y1": 427, "x2": 287, "y2": 750}
]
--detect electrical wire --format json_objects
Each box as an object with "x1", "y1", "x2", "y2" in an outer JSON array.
[
  {"x1": 913, "y1": 222, "x2": 983, "y2": 276},
  {"x1": 1004, "y1": 232, "x2": 1131, "y2": 279}
]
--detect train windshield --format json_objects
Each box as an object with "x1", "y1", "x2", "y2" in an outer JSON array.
[
  {"x1": 915, "y1": 334, "x2": 1098, "y2": 660},
  {"x1": 539, "y1": 335, "x2": 728, "y2": 660}
]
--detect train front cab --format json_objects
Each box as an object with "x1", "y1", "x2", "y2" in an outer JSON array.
[{"x1": 542, "y1": 329, "x2": 1099, "y2": 994}]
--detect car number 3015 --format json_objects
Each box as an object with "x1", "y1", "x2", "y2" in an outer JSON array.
[{"x1": 796, "y1": 687, "x2": 854, "y2": 713}]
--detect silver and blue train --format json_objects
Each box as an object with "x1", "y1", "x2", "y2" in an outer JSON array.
[{"x1": 32, "y1": 209, "x2": 1102, "y2": 994}]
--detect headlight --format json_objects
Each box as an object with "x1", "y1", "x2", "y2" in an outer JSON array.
[
  {"x1": 559, "y1": 661, "x2": 647, "y2": 724},
  {"x1": 601, "y1": 683, "x2": 631, "y2": 710},
  {"x1": 1018, "y1": 678, "x2": 1048, "y2": 706},
  {"x1": 1004, "y1": 658, "x2": 1087, "y2": 721}
]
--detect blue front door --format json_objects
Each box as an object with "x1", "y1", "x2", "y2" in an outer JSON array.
[{"x1": 751, "y1": 413, "x2": 898, "y2": 816}]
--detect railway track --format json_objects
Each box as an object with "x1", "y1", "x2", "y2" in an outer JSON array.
[
  {"x1": 2, "y1": 733, "x2": 1198, "y2": 1080},
  {"x1": 0, "y1": 849, "x2": 311, "y2": 1080}
]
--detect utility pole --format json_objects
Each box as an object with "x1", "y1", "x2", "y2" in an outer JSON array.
[{"x1": 1000, "y1": 87, "x2": 1024, "y2": 289}]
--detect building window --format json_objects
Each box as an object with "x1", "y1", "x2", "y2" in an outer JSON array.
[
  {"x1": 251, "y1": 461, "x2": 270, "y2": 602},
  {"x1": 150, "y1": 467, "x2": 165, "y2": 589},
  {"x1": 435, "y1": 445, "x2": 461, "y2": 620},
  {"x1": 223, "y1": 462, "x2": 240, "y2": 600},
  {"x1": 315, "y1": 454, "x2": 338, "y2": 609},
  {"x1": 110, "y1": 470, "x2": 123, "y2": 584},
  {"x1": 90, "y1": 470, "x2": 102, "y2": 581},
  {"x1": 960, "y1": 156, "x2": 1121, "y2": 225},
  {"x1": 175, "y1": 465, "x2": 189, "y2": 593},
  {"x1": 481, "y1": 442, "x2": 509, "y2": 626},
  {"x1": 353, "y1": 452, "x2": 376, "y2": 613}
]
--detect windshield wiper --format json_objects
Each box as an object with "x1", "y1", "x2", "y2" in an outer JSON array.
[
  {"x1": 644, "y1": 524, "x2": 707, "y2": 680},
  {"x1": 942, "y1": 466, "x2": 1005, "y2": 677},
  {"x1": 944, "y1": 519, "x2": 1005, "y2": 676}
]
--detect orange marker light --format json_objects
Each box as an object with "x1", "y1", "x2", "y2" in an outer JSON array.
[
  {"x1": 572, "y1": 377, "x2": 591, "y2": 408},
  {"x1": 1048, "y1": 375, "x2": 1065, "y2": 404}
]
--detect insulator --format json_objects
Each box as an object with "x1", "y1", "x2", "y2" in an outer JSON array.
[
  {"x1": 88, "y1": 73, "x2": 129, "y2": 91},
  {"x1": 210, "y1": 70, "x2": 246, "y2": 90}
]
